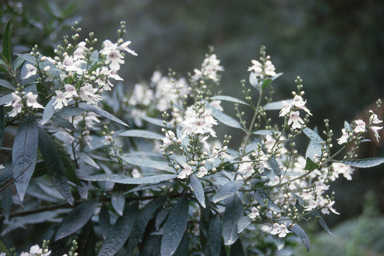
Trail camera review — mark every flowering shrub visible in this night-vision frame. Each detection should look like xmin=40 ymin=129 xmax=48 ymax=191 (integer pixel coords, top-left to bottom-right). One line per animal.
xmin=0 ymin=19 xmax=384 ymax=256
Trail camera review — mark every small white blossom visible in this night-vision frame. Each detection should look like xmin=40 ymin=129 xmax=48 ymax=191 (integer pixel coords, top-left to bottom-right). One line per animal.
xmin=270 ymin=223 xmax=290 ymax=238
xmin=118 ymin=41 xmax=138 ymax=56
xmin=132 ymin=168 xmax=141 ymax=178
xmin=178 ymin=163 xmax=193 ymax=179
xmin=332 ymin=162 xmax=354 ymax=180
xmin=196 ymin=167 xmax=208 ymax=178
xmin=354 ymin=119 xmax=366 ymax=133
xmin=369 ymin=113 xmax=382 ymax=124
xmin=23 ymin=63 xmax=37 ymax=79
xmin=53 ymin=91 xmax=68 ymax=109
xmin=26 ymin=92 xmax=44 ymax=109
xmin=337 ymin=128 xmax=349 ymax=145
xmin=371 ymin=126 xmax=383 ymax=142
xmin=248 ymin=207 xmax=260 ymax=219
xmin=279 ymin=101 xmax=291 ymax=117
xmin=64 ymin=84 xmax=78 ymax=98
xmin=288 ymin=111 xmax=304 ymax=129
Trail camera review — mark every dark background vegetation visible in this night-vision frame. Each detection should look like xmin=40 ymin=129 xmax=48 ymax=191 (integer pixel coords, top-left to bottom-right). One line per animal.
xmin=2 ymin=0 xmax=384 ymax=242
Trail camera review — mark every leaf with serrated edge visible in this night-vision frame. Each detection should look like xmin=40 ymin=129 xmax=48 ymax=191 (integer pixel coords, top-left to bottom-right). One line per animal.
xmin=126 ymin=196 xmax=167 ymax=255
xmin=212 ymin=180 xmax=244 ymax=203
xmin=121 ymin=155 xmax=173 ymax=172
xmin=237 ymin=216 xmax=252 ymax=234
xmin=12 ymin=114 xmax=38 ymax=201
xmin=38 ymin=127 xmax=74 ymax=205
xmin=190 ymin=174 xmax=205 ymax=208
xmin=111 ymin=190 xmax=125 ymax=216
xmin=76 ymin=151 xmax=99 ymax=169
xmin=41 ymin=97 xmax=57 ymax=125
xmin=99 ymin=204 xmax=111 ymax=240
xmin=160 ymin=194 xmax=189 ymax=256
xmin=210 ymin=95 xmax=250 ymax=107
xmin=78 ymin=103 xmax=128 ymax=127
xmin=79 ymin=174 xmax=177 ymax=184
xmin=1 ymin=186 xmax=12 ymax=221
xmin=98 ymin=203 xmax=139 ymax=256
xmin=208 ymin=215 xmax=222 ymax=256
xmin=206 ymin=102 xmax=244 ymax=130
xmin=173 ymin=231 xmax=189 ymax=256
xmin=222 ymin=195 xmax=244 ymax=245
xmin=119 ymin=130 xmax=163 ymax=140
xmin=0 ymin=79 xmax=16 ymax=91
xmin=342 ymin=157 xmax=384 ymax=168
xmin=291 ymin=224 xmax=310 ymax=252
xmin=55 ymin=200 xmax=98 ymax=240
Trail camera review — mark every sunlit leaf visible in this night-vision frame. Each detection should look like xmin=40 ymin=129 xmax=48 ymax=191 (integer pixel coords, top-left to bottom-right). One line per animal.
xmin=111 ymin=190 xmax=125 ymax=216
xmin=264 ymin=100 xmax=293 ymax=110
xmin=342 ymin=157 xmax=384 ymax=168
xmin=190 ymin=174 xmax=205 ymax=208
xmin=76 ymin=151 xmax=99 ymax=169
xmin=41 ymin=97 xmax=57 ymax=125
xmin=273 ymin=235 xmax=285 ymax=250
xmin=210 ymin=95 xmax=251 ymax=107
xmin=206 ymin=102 xmax=244 ymax=130
xmin=119 ymin=129 xmax=163 ymax=140
xmin=79 ymin=174 xmax=178 ymax=185
xmin=237 ymin=216 xmax=252 ymax=234
xmin=120 ymin=155 xmax=174 ymax=172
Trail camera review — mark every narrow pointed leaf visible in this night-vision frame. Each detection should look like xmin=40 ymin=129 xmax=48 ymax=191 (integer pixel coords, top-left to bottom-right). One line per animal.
xmin=230 ymin=239 xmax=244 ymax=256
xmin=111 ymin=190 xmax=125 ymax=216
xmin=119 ymin=130 xmax=163 ymax=140
xmin=264 ymin=100 xmax=293 ymax=110
xmin=140 ymin=235 xmax=161 ymax=256
xmin=78 ymin=103 xmax=128 ymax=127
xmin=190 ymin=174 xmax=205 ymax=208
xmin=99 ymin=204 xmax=111 ymax=240
xmin=55 ymin=106 xmax=86 ymax=117
xmin=291 ymin=224 xmax=310 ymax=252
xmin=304 ymin=157 xmax=319 ymax=171
xmin=161 ymin=194 xmax=189 ymax=256
xmin=273 ymin=235 xmax=285 ymax=250
xmin=0 ymin=79 xmax=16 ymax=91
xmin=261 ymin=78 xmax=272 ymax=91
xmin=0 ymin=94 xmax=13 ymax=106
xmin=156 ymin=207 xmax=170 ymax=231
xmin=0 ymin=106 xmax=4 ymax=147
xmin=206 ymin=102 xmax=244 ymax=130
xmin=342 ymin=157 xmax=384 ymax=168
xmin=76 ymin=151 xmax=99 ymax=169
xmin=222 ymin=195 xmax=244 ymax=245
xmin=208 ymin=215 xmax=222 ymax=256
xmin=303 ymin=127 xmax=324 ymax=144
xmin=12 ymin=56 xmax=25 ymax=72
xmin=1 ymin=186 xmax=12 ymax=222
xmin=237 ymin=216 xmax=252 ymax=234
xmin=212 ymin=180 xmax=244 ymax=203
xmin=254 ymin=189 xmax=281 ymax=213
xmin=38 ymin=127 xmax=74 ymax=205
xmin=77 ymin=220 xmax=96 ymax=256
xmin=309 ymin=211 xmax=333 ymax=237
xmin=12 ymin=114 xmax=38 ymax=201
xmin=126 ymin=196 xmax=167 ymax=255
xmin=0 ymin=240 xmax=11 ymax=256
xmin=173 ymin=231 xmax=189 ymax=256
xmin=2 ymin=20 xmax=12 ymax=63
xmin=80 ymin=174 xmax=177 ymax=185
xmin=268 ymin=157 xmax=281 ymax=177
xmin=210 ymin=95 xmax=250 ymax=107
xmin=253 ymin=130 xmax=273 ymax=135
xmin=41 ymin=97 xmax=57 ymax=125
xmin=98 ymin=203 xmax=139 ymax=256
xmin=120 ymin=155 xmax=173 ymax=172
xmin=142 ymin=116 xmax=166 ymax=127
xmin=55 ymin=200 xmax=98 ymax=240
xmin=56 ymin=145 xmax=81 ymax=186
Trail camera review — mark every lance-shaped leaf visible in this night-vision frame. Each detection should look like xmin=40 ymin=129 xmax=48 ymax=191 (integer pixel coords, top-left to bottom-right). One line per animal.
xmin=99 ymin=204 xmax=111 ymax=240
xmin=55 ymin=106 xmax=86 ymax=117
xmin=261 ymin=78 xmax=272 ymax=92
xmin=2 ymin=20 xmax=12 ymax=63
xmin=303 ymin=127 xmax=325 ymax=144
xmin=273 ymin=235 xmax=285 ymax=250
xmin=140 ymin=235 xmax=161 ymax=256
xmin=309 ymin=211 xmax=333 ymax=237
xmin=1 ymin=186 xmax=12 ymax=221
xmin=126 ymin=196 xmax=167 ymax=254
xmin=156 ymin=207 xmax=170 ymax=231
xmin=212 ymin=180 xmax=244 ymax=203
xmin=0 ymin=106 xmax=4 ymax=147
xmin=121 ymin=155 xmax=174 ymax=172
xmin=111 ymin=190 xmax=125 ymax=216
xmin=80 ymin=174 xmax=177 ymax=185
xmin=342 ymin=157 xmax=384 ymax=168
xmin=12 ymin=56 xmax=25 ymax=72
xmin=76 ymin=151 xmax=99 ymax=169
xmin=268 ymin=157 xmax=281 ymax=177
xmin=208 ymin=215 xmax=222 ymax=256
xmin=222 ymin=195 xmax=244 ymax=245
xmin=0 ymin=94 xmax=13 ymax=106
xmin=119 ymin=130 xmax=163 ymax=140
xmin=190 ymin=174 xmax=205 ymax=208
xmin=77 ymin=220 xmax=96 ymax=256
xmin=41 ymin=97 xmax=57 ymax=125
xmin=304 ymin=157 xmax=319 ymax=171
xmin=264 ymin=100 xmax=293 ymax=110
xmin=98 ymin=203 xmax=139 ymax=256
xmin=249 ymin=72 xmax=261 ymax=92
xmin=237 ymin=216 xmax=252 ymax=234
xmin=55 ymin=200 xmax=98 ymax=240
xmin=0 ymin=79 xmax=16 ymax=91
xmin=206 ymin=102 xmax=244 ymax=130
xmin=0 ymin=240 xmax=11 ymax=256
xmin=56 ymin=145 xmax=81 ymax=186
xmin=305 ymin=127 xmax=322 ymax=161
xmin=78 ymin=103 xmax=128 ymax=127
xmin=173 ymin=231 xmax=189 ymax=256
xmin=142 ymin=116 xmax=166 ymax=127
xmin=51 ymin=117 xmax=76 ymax=131
xmin=230 ymin=238 xmax=244 ymax=256
xmin=12 ymin=114 xmax=38 ymax=201
xmin=253 ymin=130 xmax=273 ymax=136
xmin=161 ymin=194 xmax=189 ymax=256
xmin=38 ymin=127 xmax=74 ymax=205
xmin=210 ymin=95 xmax=251 ymax=107
xmin=254 ymin=189 xmax=281 ymax=213
xmin=291 ymin=224 xmax=310 ymax=252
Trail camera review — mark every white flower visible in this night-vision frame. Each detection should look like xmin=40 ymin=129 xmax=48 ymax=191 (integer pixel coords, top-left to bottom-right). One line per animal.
xmin=248 ymin=60 xmax=262 ymax=75
xmin=5 ymin=92 xmax=23 ymax=117
xmin=354 ymin=119 xmax=366 ymax=133
xmin=132 ymin=168 xmax=141 ymax=178
xmin=288 ymin=111 xmax=304 ymax=129
xmin=332 ymin=162 xmax=354 ymax=180
xmin=304 ymin=198 xmax=318 ymax=212
xmin=0 ymin=252 xmax=5 ymax=256
xmin=23 ymin=63 xmax=37 ymax=79
xmin=337 ymin=128 xmax=349 ymax=145
xmin=161 ymin=131 xmax=175 ymax=150
xmin=210 ymin=100 xmax=223 ymax=111
xmin=118 ymin=41 xmax=138 ymax=56
xmin=279 ymin=101 xmax=291 ymax=117
xmin=79 ymin=83 xmax=102 ymax=104
xmin=369 ymin=113 xmax=382 ymax=124
xmin=315 ymin=180 xmax=329 ymax=194
xmin=264 ymin=60 xmax=276 ymax=77
xmin=26 ymin=92 xmax=44 ymax=109
xmin=105 ymin=49 xmax=124 ymax=71
xmin=270 ymin=223 xmax=290 ymax=238
xmin=73 ymin=41 xmax=87 ymax=60
xmin=196 ymin=167 xmax=208 ymax=178
xmin=53 ymin=91 xmax=68 ymax=109
xmin=238 ymin=156 xmax=254 ymax=179
xmin=84 ymin=112 xmax=100 ymax=129
xmin=64 ymin=84 xmax=78 ymax=98
xmin=178 ymin=163 xmax=193 ymax=179
xmin=292 ymin=95 xmax=312 ymax=115
xmin=371 ymin=126 xmax=383 ymax=142
xmin=319 ymin=198 xmax=339 ymax=215
xmin=248 ymin=207 xmax=260 ymax=219
xmin=60 ymin=56 xmax=85 ymax=74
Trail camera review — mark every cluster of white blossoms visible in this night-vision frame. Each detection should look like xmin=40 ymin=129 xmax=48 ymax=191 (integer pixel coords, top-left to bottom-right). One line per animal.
xmin=5 ymin=91 xmax=44 ymax=117
xmin=279 ymin=93 xmax=312 ymax=129
xmin=181 ymin=105 xmax=218 ymax=138
xmin=248 ymin=57 xmax=277 ymax=79
xmin=191 ymin=54 xmax=224 ymax=83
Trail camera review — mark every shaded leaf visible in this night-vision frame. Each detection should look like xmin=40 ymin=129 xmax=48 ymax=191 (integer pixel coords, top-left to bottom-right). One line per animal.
xmin=206 ymin=102 xmax=244 ymax=130
xmin=121 ymin=155 xmax=174 ymax=172
xmin=237 ymin=216 xmax=252 ymax=234
xmin=0 ymin=79 xmax=16 ymax=91
xmin=55 ymin=106 xmax=86 ymax=117
xmin=99 ymin=204 xmax=111 ymax=240
xmin=98 ymin=203 xmax=139 ymax=256
xmin=12 ymin=56 xmax=25 ymax=72
xmin=222 ymin=195 xmax=244 ymax=245
xmin=41 ymin=97 xmax=57 ymax=125
xmin=212 ymin=180 xmax=244 ymax=203
xmin=80 ymin=174 xmax=177 ymax=185
xmin=254 ymin=189 xmax=281 ymax=213
xmin=55 ymin=200 xmax=98 ymax=240
xmin=309 ymin=211 xmax=333 ymax=237
xmin=111 ymin=190 xmax=125 ymax=216
xmin=161 ymin=194 xmax=189 ymax=256
xmin=12 ymin=114 xmax=38 ymax=201
xmin=77 ymin=220 xmax=96 ymax=256
xmin=0 ymin=94 xmax=13 ymax=106
xmin=78 ymin=103 xmax=128 ymax=127
xmin=2 ymin=20 xmax=12 ymax=63
xmin=273 ymin=235 xmax=285 ymax=250
xmin=76 ymin=151 xmax=99 ymax=169
xmin=156 ymin=207 xmax=170 ymax=231
xmin=304 ymin=157 xmax=319 ymax=171
xmin=56 ymin=146 xmax=81 ymax=186
xmin=0 ymin=240 xmax=11 ymax=256
xmin=291 ymin=224 xmax=310 ymax=252
xmin=38 ymin=127 xmax=74 ymax=205
xmin=1 ymin=186 xmax=12 ymax=222
xmin=140 ymin=235 xmax=161 ymax=256
xmin=119 ymin=130 xmax=163 ymax=140
xmin=0 ymin=106 xmax=4 ymax=147
xmin=208 ymin=215 xmax=222 ymax=256
xmin=210 ymin=95 xmax=250 ymax=107
xmin=190 ymin=174 xmax=205 ymax=208
xmin=230 ymin=238 xmax=244 ymax=256
xmin=173 ymin=231 xmax=189 ymax=256
xmin=268 ymin=157 xmax=281 ymax=177
xmin=342 ymin=157 xmax=384 ymax=168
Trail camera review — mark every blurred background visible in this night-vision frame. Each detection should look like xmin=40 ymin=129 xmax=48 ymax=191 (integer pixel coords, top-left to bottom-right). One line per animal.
xmin=2 ymin=0 xmax=384 ymax=254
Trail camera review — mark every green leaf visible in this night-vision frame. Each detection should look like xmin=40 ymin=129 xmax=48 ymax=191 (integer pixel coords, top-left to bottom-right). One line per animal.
xmin=126 ymin=196 xmax=167 ymax=255
xmin=55 ymin=200 xmax=98 ymax=240
xmin=0 ymin=106 xmax=4 ymax=147
xmin=161 ymin=194 xmax=189 ymax=256
xmin=1 ymin=186 xmax=12 ymax=221
xmin=237 ymin=216 xmax=252 ymax=234
xmin=304 ymin=157 xmax=319 ymax=171
xmin=76 ymin=151 xmax=99 ymax=169
xmin=55 ymin=107 xmax=86 ymax=117
xmin=291 ymin=224 xmax=310 ymax=252
xmin=254 ymin=189 xmax=281 ymax=213
xmin=190 ymin=174 xmax=205 ymax=208
xmin=0 ymin=240 xmax=11 ymax=256
xmin=120 ymin=155 xmax=174 ymax=172
xmin=261 ymin=78 xmax=272 ymax=92
xmin=119 ymin=129 xmax=163 ymax=140
xmin=273 ymin=235 xmax=285 ymax=250
xmin=206 ymin=102 xmax=244 ymax=130
xmin=212 ymin=180 xmax=244 ymax=203
xmin=80 ymin=174 xmax=178 ymax=185
xmin=111 ymin=190 xmax=125 ymax=216
xmin=78 ymin=103 xmax=129 ymax=127
xmin=12 ymin=56 xmax=25 ymax=72
xmin=0 ymin=94 xmax=13 ymax=106
xmin=38 ymin=127 xmax=74 ymax=205
xmin=77 ymin=220 xmax=96 ymax=256
xmin=56 ymin=146 xmax=81 ymax=186
xmin=342 ymin=157 xmax=384 ymax=168
xmin=210 ymin=95 xmax=250 ymax=107
xmin=222 ymin=195 xmax=244 ymax=245
xmin=12 ymin=114 xmax=38 ymax=201
xmin=0 ymin=79 xmax=16 ymax=91
xmin=2 ymin=20 xmax=12 ymax=64
xmin=41 ymin=97 xmax=57 ymax=125
xmin=264 ymin=100 xmax=293 ymax=110
xmin=99 ymin=204 xmax=110 ymax=240
xmin=230 ymin=238 xmax=244 ymax=256
xmin=208 ymin=215 xmax=222 ymax=256
xmin=173 ymin=231 xmax=189 ymax=256
xmin=98 ymin=203 xmax=139 ymax=256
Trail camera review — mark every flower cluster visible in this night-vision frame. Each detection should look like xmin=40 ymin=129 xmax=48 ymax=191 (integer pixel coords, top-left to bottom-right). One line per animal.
xmin=192 ymin=53 xmax=224 ymax=83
